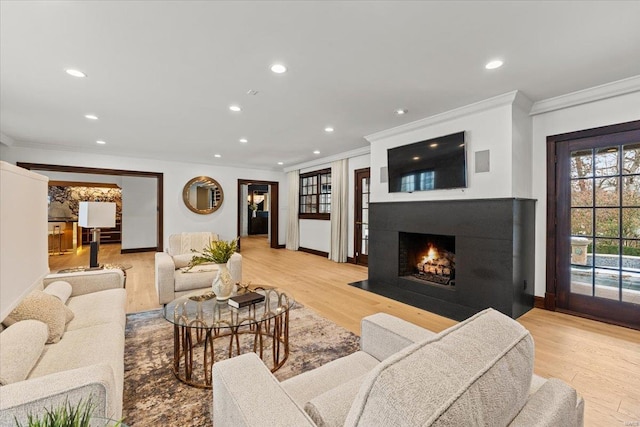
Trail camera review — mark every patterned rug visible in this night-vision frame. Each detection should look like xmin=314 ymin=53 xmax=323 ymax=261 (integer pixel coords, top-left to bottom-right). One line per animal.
xmin=122 ymin=306 xmax=360 ymax=426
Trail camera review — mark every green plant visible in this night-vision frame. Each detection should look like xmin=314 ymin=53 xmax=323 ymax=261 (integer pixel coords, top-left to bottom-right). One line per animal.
xmin=187 ymin=238 xmax=239 ymax=269
xmin=15 ymin=397 xmax=122 ymax=427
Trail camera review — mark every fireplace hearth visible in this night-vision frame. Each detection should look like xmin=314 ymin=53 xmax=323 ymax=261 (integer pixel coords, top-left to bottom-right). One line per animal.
xmin=399 ymin=232 xmax=455 ymax=286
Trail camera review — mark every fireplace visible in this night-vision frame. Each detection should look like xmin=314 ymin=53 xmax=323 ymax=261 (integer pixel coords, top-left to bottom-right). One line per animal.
xmin=350 ymin=199 xmax=536 ymax=321
xmin=399 ymin=232 xmax=455 ymax=286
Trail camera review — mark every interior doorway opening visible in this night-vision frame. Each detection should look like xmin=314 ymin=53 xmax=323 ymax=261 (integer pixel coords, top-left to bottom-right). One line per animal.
xmin=237 ymin=179 xmax=279 ymax=249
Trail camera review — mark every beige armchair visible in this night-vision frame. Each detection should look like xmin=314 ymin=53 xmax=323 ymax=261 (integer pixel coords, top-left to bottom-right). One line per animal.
xmin=155 ymin=232 xmax=242 ymax=305
xmin=213 ymin=309 xmax=584 ymax=427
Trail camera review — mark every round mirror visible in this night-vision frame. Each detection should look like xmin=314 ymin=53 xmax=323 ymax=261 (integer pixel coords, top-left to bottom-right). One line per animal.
xmin=183 ymin=176 xmax=224 ymax=214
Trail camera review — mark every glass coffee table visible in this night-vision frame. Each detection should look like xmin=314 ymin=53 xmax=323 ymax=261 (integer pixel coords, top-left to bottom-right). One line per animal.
xmin=163 ymin=287 xmax=294 ymax=388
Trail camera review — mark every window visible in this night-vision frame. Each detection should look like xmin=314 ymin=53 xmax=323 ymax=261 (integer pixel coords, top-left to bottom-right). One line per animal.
xmin=299 ymin=168 xmax=331 ymax=219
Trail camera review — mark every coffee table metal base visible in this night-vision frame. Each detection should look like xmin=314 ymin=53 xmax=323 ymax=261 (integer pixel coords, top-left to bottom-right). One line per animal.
xmin=171 ymin=311 xmax=290 ymax=389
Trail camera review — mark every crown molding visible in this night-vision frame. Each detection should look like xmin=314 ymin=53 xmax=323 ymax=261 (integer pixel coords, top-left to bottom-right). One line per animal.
xmin=284 ymin=145 xmax=370 ymax=173
xmin=0 ymin=132 xmax=16 ymax=146
xmin=530 ymin=75 xmax=640 ymax=116
xmin=365 ymin=91 xmax=520 ymax=143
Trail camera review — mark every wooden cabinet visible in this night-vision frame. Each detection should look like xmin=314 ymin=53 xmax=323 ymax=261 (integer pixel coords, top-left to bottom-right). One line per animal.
xmin=81 ymin=220 xmax=121 ymax=244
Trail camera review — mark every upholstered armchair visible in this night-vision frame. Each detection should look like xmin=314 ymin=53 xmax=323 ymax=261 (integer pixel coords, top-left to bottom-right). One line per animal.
xmin=155 ymin=232 xmax=242 ymax=305
xmin=213 ymin=309 xmax=584 ymax=427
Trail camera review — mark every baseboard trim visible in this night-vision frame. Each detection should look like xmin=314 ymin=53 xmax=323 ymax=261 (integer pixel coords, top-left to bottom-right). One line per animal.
xmin=347 ymin=256 xmax=355 ymax=264
xmin=299 ymin=247 xmax=329 ymax=258
xmin=276 ymin=244 xmax=285 ymax=249
xmin=121 ymin=247 xmax=158 ymax=254
xmin=534 ymin=296 xmax=545 ymax=309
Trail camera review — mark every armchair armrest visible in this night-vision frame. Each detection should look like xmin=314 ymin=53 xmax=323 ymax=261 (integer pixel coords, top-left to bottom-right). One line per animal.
xmin=360 ymin=313 xmax=437 ymax=361
xmin=213 ymin=352 xmax=315 ymax=427
xmin=44 ymin=269 xmax=125 ymax=297
xmin=228 ymin=252 xmax=242 ymax=284
xmin=509 ymin=378 xmax=583 ymax=427
xmin=0 ymin=364 xmax=119 ymax=425
xmin=155 ymin=251 xmax=177 ymax=305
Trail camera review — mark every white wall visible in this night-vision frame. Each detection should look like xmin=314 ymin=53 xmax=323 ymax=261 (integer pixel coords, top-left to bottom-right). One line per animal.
xmin=121 ymin=176 xmax=157 ymax=250
xmin=0 ymin=146 xmax=288 ymax=249
xmin=531 ymin=90 xmax=640 ymax=298
xmin=367 ymin=93 xmax=519 ymax=203
xmin=0 ymin=162 xmax=49 ymax=321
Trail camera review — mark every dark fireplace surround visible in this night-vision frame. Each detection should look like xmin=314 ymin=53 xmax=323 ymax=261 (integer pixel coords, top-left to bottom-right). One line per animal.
xmin=357 ymin=198 xmax=535 ymax=321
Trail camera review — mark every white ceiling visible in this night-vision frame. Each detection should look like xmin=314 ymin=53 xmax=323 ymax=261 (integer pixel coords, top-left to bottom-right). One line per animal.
xmin=1 ymin=1 xmax=640 ymax=171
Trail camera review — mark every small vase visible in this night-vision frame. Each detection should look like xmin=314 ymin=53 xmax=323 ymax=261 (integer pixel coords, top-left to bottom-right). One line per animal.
xmin=212 ymin=262 xmax=233 ymax=300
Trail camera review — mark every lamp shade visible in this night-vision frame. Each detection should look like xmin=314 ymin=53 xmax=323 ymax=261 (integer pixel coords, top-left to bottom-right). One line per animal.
xmin=78 ymin=202 xmax=116 ymax=228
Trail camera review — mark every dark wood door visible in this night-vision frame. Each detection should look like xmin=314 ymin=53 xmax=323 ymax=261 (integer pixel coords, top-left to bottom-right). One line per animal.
xmin=549 ymin=122 xmax=640 ymax=329
xmin=354 ymin=168 xmax=370 ymax=266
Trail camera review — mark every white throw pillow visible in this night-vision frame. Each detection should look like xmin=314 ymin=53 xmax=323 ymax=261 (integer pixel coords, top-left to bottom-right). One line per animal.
xmin=173 ymin=252 xmax=203 ymax=269
xmin=6 ymin=290 xmax=68 ymax=343
xmin=0 ymin=319 xmax=48 ymax=385
xmin=43 ymin=281 xmax=75 ymax=323
xmin=43 ymin=280 xmax=72 ymax=304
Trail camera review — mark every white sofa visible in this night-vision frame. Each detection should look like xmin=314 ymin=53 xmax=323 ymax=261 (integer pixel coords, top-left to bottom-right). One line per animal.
xmin=155 ymin=232 xmax=242 ymax=304
xmin=0 ymin=269 xmax=127 ymax=424
xmin=213 ymin=308 xmax=584 ymax=427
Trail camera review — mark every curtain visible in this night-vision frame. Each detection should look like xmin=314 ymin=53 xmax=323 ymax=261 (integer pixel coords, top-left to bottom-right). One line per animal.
xmin=286 ymin=170 xmax=300 ymax=250
xmin=329 ymin=159 xmax=349 ymax=262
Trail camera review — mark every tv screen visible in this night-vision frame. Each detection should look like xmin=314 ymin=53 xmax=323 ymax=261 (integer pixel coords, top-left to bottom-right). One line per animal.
xmin=387 ymin=131 xmax=466 ymax=193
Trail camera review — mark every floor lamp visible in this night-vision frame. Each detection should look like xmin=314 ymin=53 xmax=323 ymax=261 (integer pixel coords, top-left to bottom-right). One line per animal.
xmin=79 ymin=202 xmax=116 ymax=268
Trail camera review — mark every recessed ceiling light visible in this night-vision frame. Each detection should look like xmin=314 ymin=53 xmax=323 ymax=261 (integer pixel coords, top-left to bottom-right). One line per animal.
xmin=395 ymin=109 xmax=408 ymax=115
xmin=270 ymin=63 xmax=287 ymax=74
xmin=277 ymin=162 xmax=284 ymax=165
xmin=84 ymin=114 xmax=98 ymax=120
xmin=413 ymin=156 xmax=420 ymax=160
xmin=229 ymin=105 xmax=242 ymax=112
xmin=430 ymin=143 xmax=438 ymax=148
xmin=214 ymin=154 xmax=222 ymax=158
xmin=313 ymin=150 xmax=320 ymax=155
xmin=96 ymin=140 xmax=106 ymax=145
xmin=239 ymin=138 xmax=248 ymax=143
xmin=485 ymin=60 xmax=503 ymax=70
xmin=324 ymin=127 xmax=334 ymax=133
xmin=65 ymin=69 xmax=86 ymax=78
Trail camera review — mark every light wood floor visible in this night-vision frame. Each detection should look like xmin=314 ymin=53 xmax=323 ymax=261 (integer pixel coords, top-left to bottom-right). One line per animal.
xmin=49 ymin=236 xmax=640 ymax=426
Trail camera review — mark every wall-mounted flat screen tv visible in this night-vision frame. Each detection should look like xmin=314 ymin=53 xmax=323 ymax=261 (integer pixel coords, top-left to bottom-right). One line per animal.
xmin=387 ymin=131 xmax=466 ymax=193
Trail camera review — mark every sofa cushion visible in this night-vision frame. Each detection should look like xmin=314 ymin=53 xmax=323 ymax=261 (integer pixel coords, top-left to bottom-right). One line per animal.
xmin=43 ymin=281 xmax=72 ymax=304
xmin=28 ymin=322 xmax=125 ymax=402
xmin=304 ymin=375 xmax=368 ymax=427
xmin=0 ymin=320 xmax=48 ymax=385
xmin=6 ymin=290 xmax=68 ymax=343
xmin=281 ymin=350 xmax=379 ymax=409
xmin=345 ymin=308 xmax=534 ymax=427
xmin=66 ymin=289 xmax=127 ymax=331
xmin=174 ymin=266 xmax=218 ymax=292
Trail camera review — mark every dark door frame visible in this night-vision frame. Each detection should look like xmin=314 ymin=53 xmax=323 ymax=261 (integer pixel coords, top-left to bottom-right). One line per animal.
xmin=17 ymin=162 xmax=164 ymax=252
xmin=237 ymin=179 xmax=280 ymax=249
xmin=545 ymin=119 xmax=640 ymax=329
xmin=354 ymin=167 xmax=370 ymax=266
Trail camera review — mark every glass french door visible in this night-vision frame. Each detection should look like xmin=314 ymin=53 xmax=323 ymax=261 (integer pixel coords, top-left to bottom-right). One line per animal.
xmin=354 ymin=168 xmax=370 ymax=266
xmin=555 ymin=128 xmax=640 ymax=328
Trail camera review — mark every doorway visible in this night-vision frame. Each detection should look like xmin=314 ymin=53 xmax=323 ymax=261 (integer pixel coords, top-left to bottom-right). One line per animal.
xmin=17 ymin=162 xmax=163 ymax=252
xmin=354 ymin=168 xmax=370 ymax=266
xmin=547 ymin=121 xmax=640 ymax=329
xmin=237 ymin=179 xmax=279 ymax=249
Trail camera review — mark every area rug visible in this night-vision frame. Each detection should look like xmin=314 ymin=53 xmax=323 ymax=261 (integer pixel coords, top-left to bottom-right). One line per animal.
xmin=122 ymin=306 xmax=360 ymax=426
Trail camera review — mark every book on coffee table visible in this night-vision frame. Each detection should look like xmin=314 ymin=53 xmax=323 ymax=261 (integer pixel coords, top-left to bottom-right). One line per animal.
xmin=228 ymin=291 xmax=265 ymax=308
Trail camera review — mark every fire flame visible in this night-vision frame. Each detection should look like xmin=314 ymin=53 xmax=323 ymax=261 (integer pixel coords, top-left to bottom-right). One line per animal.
xmin=423 ymin=245 xmax=438 ymax=263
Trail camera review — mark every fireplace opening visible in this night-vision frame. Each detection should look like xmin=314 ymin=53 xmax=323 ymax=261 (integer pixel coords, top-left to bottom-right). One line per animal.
xmin=399 ymin=232 xmax=456 ymax=286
